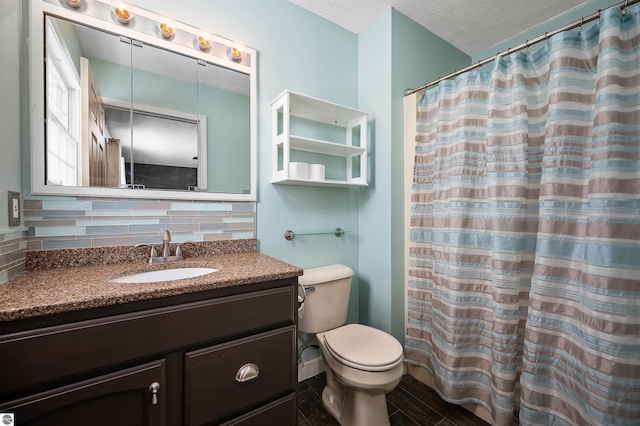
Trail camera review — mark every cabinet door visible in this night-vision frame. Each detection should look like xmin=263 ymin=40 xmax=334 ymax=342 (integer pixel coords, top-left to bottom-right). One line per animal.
xmin=184 ymin=326 xmax=296 ymax=425
xmin=0 ymin=359 xmax=166 ymax=426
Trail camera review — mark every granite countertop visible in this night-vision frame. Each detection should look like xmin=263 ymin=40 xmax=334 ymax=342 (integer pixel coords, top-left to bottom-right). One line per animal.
xmin=0 ymin=251 xmax=303 ymax=323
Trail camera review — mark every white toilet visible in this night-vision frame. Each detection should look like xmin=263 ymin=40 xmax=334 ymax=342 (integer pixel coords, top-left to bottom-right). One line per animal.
xmin=298 ymin=264 xmax=404 ymax=426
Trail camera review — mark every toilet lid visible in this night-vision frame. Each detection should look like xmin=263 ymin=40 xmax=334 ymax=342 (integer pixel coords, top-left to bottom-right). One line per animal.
xmin=324 ymin=324 xmax=403 ymax=371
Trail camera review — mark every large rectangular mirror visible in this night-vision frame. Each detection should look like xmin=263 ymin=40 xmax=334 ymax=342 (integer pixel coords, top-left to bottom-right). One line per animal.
xmin=31 ymin=0 xmax=256 ymax=201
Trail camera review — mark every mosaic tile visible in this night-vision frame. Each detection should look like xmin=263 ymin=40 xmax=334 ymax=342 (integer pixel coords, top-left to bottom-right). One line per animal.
xmin=42 ymin=239 xmax=93 ymax=250
xmin=85 ymin=210 xmax=132 ymax=217
xmin=232 ymin=203 xmax=255 ymax=211
xmin=0 ymin=231 xmax=27 ymax=284
xmin=23 ymin=196 xmax=255 ymax=252
xmin=126 ymin=210 xmax=168 ymax=217
xmin=134 ymin=202 xmax=172 ymax=210
xmin=92 ymin=201 xmax=136 ymax=210
xmin=42 ymin=200 xmax=92 ymax=210
xmin=199 ymin=223 xmax=230 ymax=231
xmin=170 ymin=202 xmax=207 ymax=211
xmin=35 ymin=226 xmax=87 ymax=237
xmin=86 ymin=225 xmax=130 ymax=235
xmin=91 ymin=237 xmax=136 ymax=247
xmin=129 ymin=224 xmax=168 ymax=233
xmin=224 ymin=217 xmax=254 ymax=223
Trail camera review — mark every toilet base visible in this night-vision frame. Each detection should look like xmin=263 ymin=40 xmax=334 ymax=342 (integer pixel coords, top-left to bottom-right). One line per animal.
xmin=322 ymin=385 xmax=391 ymax=426
xmin=321 ymin=363 xmax=391 ymax=426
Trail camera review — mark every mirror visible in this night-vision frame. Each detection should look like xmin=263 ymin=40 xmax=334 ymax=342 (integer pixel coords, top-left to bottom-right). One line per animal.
xmin=31 ymin=1 xmax=256 ymax=201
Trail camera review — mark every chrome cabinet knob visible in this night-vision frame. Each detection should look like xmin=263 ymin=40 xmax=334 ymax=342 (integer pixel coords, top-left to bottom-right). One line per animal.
xmin=149 ymin=381 xmax=160 ymax=405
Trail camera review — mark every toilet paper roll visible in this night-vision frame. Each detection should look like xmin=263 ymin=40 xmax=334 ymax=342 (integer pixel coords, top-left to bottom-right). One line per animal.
xmin=309 ymin=164 xmax=325 ymax=181
xmin=289 ymin=162 xmax=309 ymax=179
xmin=298 ymin=284 xmax=306 ymax=319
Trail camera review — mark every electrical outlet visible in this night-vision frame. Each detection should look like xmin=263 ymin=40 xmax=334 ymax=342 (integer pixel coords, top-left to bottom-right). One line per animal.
xmin=8 ymin=191 xmax=20 ymax=226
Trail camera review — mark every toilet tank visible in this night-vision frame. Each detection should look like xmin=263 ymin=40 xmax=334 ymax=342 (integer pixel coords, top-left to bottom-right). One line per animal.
xmin=298 ymin=264 xmax=354 ymax=334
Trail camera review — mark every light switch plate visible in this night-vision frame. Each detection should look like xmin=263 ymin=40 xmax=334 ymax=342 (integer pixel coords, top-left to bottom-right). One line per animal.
xmin=8 ymin=191 xmax=20 ymax=226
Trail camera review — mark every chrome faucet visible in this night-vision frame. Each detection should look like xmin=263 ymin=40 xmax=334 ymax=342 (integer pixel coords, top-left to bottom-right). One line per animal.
xmin=162 ymin=230 xmax=171 ymax=258
xmin=135 ymin=230 xmax=184 ymax=264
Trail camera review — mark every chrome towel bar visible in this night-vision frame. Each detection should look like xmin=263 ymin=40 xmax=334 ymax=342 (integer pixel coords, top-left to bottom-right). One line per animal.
xmin=284 ymin=228 xmax=347 ymax=240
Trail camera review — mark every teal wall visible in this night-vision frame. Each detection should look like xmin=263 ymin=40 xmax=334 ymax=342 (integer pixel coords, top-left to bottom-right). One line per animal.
xmin=358 ymin=8 xmax=470 ymax=344
xmin=132 ymin=0 xmax=362 ymax=338
xmin=0 ymin=0 xmax=23 ymax=232
xmin=358 ymin=9 xmax=394 ymax=335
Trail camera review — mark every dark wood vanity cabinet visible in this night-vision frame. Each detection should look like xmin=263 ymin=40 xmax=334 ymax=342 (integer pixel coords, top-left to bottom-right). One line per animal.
xmin=0 ymin=279 xmax=298 ymax=425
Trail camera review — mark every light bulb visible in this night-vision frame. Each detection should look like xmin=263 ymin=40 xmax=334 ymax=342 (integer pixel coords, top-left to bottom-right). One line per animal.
xmin=230 ymin=40 xmax=247 ymax=61
xmin=197 ymin=30 xmax=213 ymax=50
xmin=157 ymin=15 xmax=177 ymax=39
xmin=111 ymin=0 xmax=133 ymax=24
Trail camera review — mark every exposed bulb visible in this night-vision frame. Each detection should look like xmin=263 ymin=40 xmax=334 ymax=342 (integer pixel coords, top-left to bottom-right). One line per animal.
xmin=230 ymin=40 xmax=247 ymax=61
xmin=197 ymin=29 xmax=213 ymax=50
xmin=111 ymin=0 xmax=134 ymax=24
xmin=157 ymin=15 xmax=176 ymax=38
xmin=65 ymin=0 xmax=81 ymax=9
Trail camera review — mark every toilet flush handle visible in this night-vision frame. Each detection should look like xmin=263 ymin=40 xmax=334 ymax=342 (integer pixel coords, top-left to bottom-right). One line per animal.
xmin=298 ymin=284 xmax=315 ymax=304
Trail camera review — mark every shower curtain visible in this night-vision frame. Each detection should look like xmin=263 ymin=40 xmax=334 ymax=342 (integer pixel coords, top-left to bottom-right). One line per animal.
xmin=406 ymin=4 xmax=640 ymax=426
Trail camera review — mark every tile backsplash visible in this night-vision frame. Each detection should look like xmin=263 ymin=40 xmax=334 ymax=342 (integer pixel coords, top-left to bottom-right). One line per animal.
xmin=23 ymin=197 xmax=256 ymax=251
xmin=0 ymin=229 xmax=27 ymax=284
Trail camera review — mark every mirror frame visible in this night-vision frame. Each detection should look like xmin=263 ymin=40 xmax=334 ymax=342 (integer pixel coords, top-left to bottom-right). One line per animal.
xmin=30 ymin=0 xmax=257 ymax=201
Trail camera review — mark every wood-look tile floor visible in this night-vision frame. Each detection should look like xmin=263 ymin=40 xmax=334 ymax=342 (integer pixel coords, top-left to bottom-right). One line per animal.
xmin=298 ymin=373 xmax=490 ymax=426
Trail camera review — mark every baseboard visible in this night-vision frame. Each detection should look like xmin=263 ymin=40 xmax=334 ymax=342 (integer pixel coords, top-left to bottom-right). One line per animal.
xmin=298 ymin=356 xmax=324 ymax=382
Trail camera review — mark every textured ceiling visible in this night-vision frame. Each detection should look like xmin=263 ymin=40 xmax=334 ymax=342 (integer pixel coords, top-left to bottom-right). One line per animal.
xmin=288 ymin=0 xmax=593 ymax=56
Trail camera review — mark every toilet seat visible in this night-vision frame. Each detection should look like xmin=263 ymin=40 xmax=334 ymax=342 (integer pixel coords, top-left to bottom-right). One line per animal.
xmin=323 ymin=324 xmax=403 ymax=372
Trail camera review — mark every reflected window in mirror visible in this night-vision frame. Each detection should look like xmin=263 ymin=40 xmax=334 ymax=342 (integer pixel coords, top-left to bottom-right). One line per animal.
xmin=46 ymin=18 xmax=81 ymax=187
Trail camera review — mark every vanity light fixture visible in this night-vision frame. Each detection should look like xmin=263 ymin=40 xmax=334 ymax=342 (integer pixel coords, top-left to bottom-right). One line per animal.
xmin=229 ymin=40 xmax=247 ymax=61
xmin=157 ymin=15 xmax=177 ymax=39
xmin=197 ymin=29 xmax=214 ymax=50
xmin=65 ymin=0 xmax=81 ymax=9
xmin=111 ymin=0 xmax=134 ymax=24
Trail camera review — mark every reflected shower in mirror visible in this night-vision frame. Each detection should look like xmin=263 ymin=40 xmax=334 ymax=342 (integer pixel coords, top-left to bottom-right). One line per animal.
xmin=44 ymin=14 xmax=251 ymax=194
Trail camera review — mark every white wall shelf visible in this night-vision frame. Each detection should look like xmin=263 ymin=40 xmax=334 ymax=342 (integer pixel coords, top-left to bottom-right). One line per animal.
xmin=271 ymin=90 xmax=368 ymax=187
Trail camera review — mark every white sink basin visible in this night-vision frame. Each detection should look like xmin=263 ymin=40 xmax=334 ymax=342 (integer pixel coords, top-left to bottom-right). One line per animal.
xmin=110 ymin=267 xmax=218 ymax=283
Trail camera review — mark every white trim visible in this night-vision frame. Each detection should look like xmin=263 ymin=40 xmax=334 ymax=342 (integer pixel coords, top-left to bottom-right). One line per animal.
xmin=298 ymin=356 xmax=325 ymax=382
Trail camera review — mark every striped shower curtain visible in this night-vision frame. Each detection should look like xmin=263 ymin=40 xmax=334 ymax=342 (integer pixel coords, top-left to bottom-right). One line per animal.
xmin=406 ymin=4 xmax=640 ymax=426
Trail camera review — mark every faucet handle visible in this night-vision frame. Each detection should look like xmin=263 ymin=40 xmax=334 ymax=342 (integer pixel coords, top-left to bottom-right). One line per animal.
xmin=135 ymin=243 xmax=158 ymax=262
xmin=163 ymin=230 xmax=171 ymax=242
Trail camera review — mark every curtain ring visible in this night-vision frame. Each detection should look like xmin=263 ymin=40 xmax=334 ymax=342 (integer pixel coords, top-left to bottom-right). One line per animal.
xmin=525 ymin=40 xmax=530 ymax=55
xmin=623 ymin=0 xmax=628 ymax=14
xmin=545 ymin=31 xmax=550 ymax=47
xmin=579 ymin=17 xmax=584 ymax=32
xmin=597 ymin=9 xmax=601 ymax=21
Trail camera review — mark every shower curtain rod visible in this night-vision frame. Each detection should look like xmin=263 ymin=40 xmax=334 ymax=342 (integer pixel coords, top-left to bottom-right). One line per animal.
xmin=404 ymin=0 xmax=640 ymax=96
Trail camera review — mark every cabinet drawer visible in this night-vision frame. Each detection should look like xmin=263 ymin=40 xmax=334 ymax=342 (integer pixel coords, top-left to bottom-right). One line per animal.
xmin=184 ymin=326 xmax=296 ymax=425
xmin=220 ymin=393 xmax=296 ymax=426
xmin=0 ymin=286 xmax=294 ymax=396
